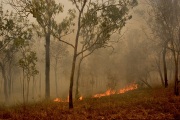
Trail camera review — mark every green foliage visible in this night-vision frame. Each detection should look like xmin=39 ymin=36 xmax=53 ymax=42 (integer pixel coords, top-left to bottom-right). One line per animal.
xmin=19 ymin=50 xmax=39 ymax=78
xmin=52 ymin=9 xmax=76 ymax=40
xmin=79 ymin=0 xmax=138 ymax=51
xmin=28 ymin=0 xmax=63 ymax=26
xmin=0 ymin=10 xmax=33 ymax=51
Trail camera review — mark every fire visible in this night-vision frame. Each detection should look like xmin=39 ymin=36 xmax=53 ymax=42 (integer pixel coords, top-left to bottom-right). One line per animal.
xmin=79 ymin=96 xmax=83 ymax=100
xmin=53 ymin=96 xmax=83 ymax=102
xmin=93 ymin=89 xmax=116 ymax=98
xmin=53 ymin=83 xmax=138 ymax=102
xmin=53 ymin=96 xmax=69 ymax=102
xmin=117 ymin=83 xmax=138 ymax=94
xmin=93 ymin=83 xmax=138 ymax=98
xmin=54 ymin=98 xmax=62 ymax=102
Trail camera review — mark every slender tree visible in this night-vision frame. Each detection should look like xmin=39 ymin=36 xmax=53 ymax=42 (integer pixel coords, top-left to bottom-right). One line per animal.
xmin=50 ymin=41 xmax=68 ymax=97
xmin=0 ymin=10 xmax=32 ymax=101
xmin=8 ymin=0 xmax=64 ymax=98
xmin=148 ymin=0 xmax=180 ymax=93
xmin=55 ymin=0 xmax=137 ymax=108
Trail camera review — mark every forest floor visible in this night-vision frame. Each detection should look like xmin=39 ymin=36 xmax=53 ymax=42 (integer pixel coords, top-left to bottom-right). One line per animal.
xmin=0 ymin=86 xmax=180 ymax=120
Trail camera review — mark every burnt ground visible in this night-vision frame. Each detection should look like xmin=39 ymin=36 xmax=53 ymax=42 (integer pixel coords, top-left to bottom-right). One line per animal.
xmin=0 ymin=86 xmax=180 ymax=120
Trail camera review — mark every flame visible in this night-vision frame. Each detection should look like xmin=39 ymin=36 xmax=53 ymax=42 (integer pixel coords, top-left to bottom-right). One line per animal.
xmin=53 ymin=96 xmax=69 ymax=102
xmin=79 ymin=96 xmax=83 ymax=100
xmin=53 ymin=83 xmax=138 ymax=102
xmin=53 ymin=95 xmax=83 ymax=102
xmin=54 ymin=98 xmax=62 ymax=102
xmin=93 ymin=89 xmax=116 ymax=98
xmin=93 ymin=83 xmax=138 ymax=98
xmin=117 ymin=83 xmax=138 ymax=94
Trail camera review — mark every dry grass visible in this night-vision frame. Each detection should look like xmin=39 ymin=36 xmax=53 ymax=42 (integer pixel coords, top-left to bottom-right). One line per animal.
xmin=0 ymin=86 xmax=180 ymax=120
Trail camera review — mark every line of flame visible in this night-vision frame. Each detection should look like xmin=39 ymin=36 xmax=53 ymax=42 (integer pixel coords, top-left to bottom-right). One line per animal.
xmin=93 ymin=83 xmax=138 ymax=98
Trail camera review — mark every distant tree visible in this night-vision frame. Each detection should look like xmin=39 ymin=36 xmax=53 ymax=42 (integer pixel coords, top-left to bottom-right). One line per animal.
xmin=50 ymin=40 xmax=68 ymax=97
xmin=19 ymin=47 xmax=38 ymax=103
xmin=124 ymin=30 xmax=153 ymax=88
xmin=7 ymin=0 xmax=72 ymax=99
xmin=106 ymin=71 xmax=118 ymax=90
xmin=0 ymin=10 xmax=32 ymax=102
xmin=148 ymin=0 xmax=180 ymax=95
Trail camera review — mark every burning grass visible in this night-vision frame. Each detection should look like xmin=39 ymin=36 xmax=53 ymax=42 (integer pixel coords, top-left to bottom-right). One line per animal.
xmin=0 ymin=86 xmax=180 ymax=119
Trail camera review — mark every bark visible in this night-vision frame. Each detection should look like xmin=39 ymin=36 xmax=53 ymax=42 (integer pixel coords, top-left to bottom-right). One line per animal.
xmin=162 ymin=47 xmax=168 ymax=88
xmin=69 ymin=55 xmax=77 ymax=108
xmin=0 ymin=64 xmax=8 ymax=101
xmin=158 ymin=67 xmax=165 ymax=86
xmin=22 ymin=69 xmax=25 ymax=105
xmin=69 ymin=0 xmax=87 ymax=109
xmin=54 ymin=59 xmax=58 ymax=97
xmin=32 ymin=76 xmax=35 ymax=99
xmin=75 ymin=44 xmax=95 ymax=100
xmin=75 ymin=58 xmax=83 ymax=100
xmin=174 ymin=53 xmax=179 ymax=96
xmin=45 ymin=31 xmax=51 ymax=99
xmin=155 ymin=58 xmax=165 ymax=86
xmin=27 ymin=78 xmax=30 ymax=103
xmin=39 ymin=72 xmax=41 ymax=96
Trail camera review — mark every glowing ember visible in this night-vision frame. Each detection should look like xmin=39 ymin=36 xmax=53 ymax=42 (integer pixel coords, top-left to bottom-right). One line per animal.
xmin=53 ymin=97 xmax=69 ymax=102
xmin=54 ymin=98 xmax=63 ymax=102
xmin=93 ymin=83 xmax=138 ymax=98
xmin=53 ymin=96 xmax=83 ymax=102
xmin=79 ymin=96 xmax=83 ymax=100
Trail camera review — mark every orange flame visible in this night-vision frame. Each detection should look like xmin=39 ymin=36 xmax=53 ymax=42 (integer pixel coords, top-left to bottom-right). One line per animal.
xmin=54 ymin=98 xmax=61 ymax=102
xmin=53 ymin=96 xmax=69 ymax=102
xmin=93 ymin=83 xmax=138 ymax=98
xmin=93 ymin=89 xmax=116 ymax=98
xmin=117 ymin=83 xmax=138 ymax=94
xmin=79 ymin=96 xmax=83 ymax=100
xmin=54 ymin=83 xmax=138 ymax=102
xmin=53 ymin=96 xmax=83 ymax=102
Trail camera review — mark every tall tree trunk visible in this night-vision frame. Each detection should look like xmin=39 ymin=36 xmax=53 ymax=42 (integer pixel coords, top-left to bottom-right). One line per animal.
xmin=69 ymin=53 xmax=77 ymax=109
xmin=54 ymin=59 xmax=58 ymax=97
xmin=32 ymin=76 xmax=35 ymax=99
xmin=69 ymin=0 xmax=86 ymax=109
xmin=75 ymin=46 xmax=95 ymax=100
xmin=1 ymin=65 xmax=8 ymax=101
xmin=75 ymin=58 xmax=83 ymax=100
xmin=162 ymin=47 xmax=168 ymax=88
xmin=22 ymin=69 xmax=25 ymax=105
xmin=69 ymin=13 xmax=81 ymax=109
xmin=45 ymin=32 xmax=50 ymax=99
xmin=156 ymin=58 xmax=165 ymax=86
xmin=39 ymin=72 xmax=41 ymax=97
xmin=174 ymin=53 xmax=179 ymax=96
xmin=27 ymin=78 xmax=30 ymax=103
xmin=0 ymin=63 xmax=8 ymax=101
xmin=8 ymin=60 xmax=12 ymax=97
xmin=158 ymin=68 xmax=165 ymax=86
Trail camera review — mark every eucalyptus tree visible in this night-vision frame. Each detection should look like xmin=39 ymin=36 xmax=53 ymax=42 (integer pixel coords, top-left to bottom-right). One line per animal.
xmin=54 ymin=0 xmax=138 ymax=108
xmin=148 ymin=0 xmax=180 ymax=95
xmin=0 ymin=10 xmax=33 ymax=101
xmin=7 ymin=0 xmax=72 ymax=99
xmin=19 ymin=47 xmax=38 ymax=103
xmin=50 ymin=41 xmax=68 ymax=97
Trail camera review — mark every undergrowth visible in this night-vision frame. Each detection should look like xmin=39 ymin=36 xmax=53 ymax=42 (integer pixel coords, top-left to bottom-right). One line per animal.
xmin=0 ymin=86 xmax=180 ymax=119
